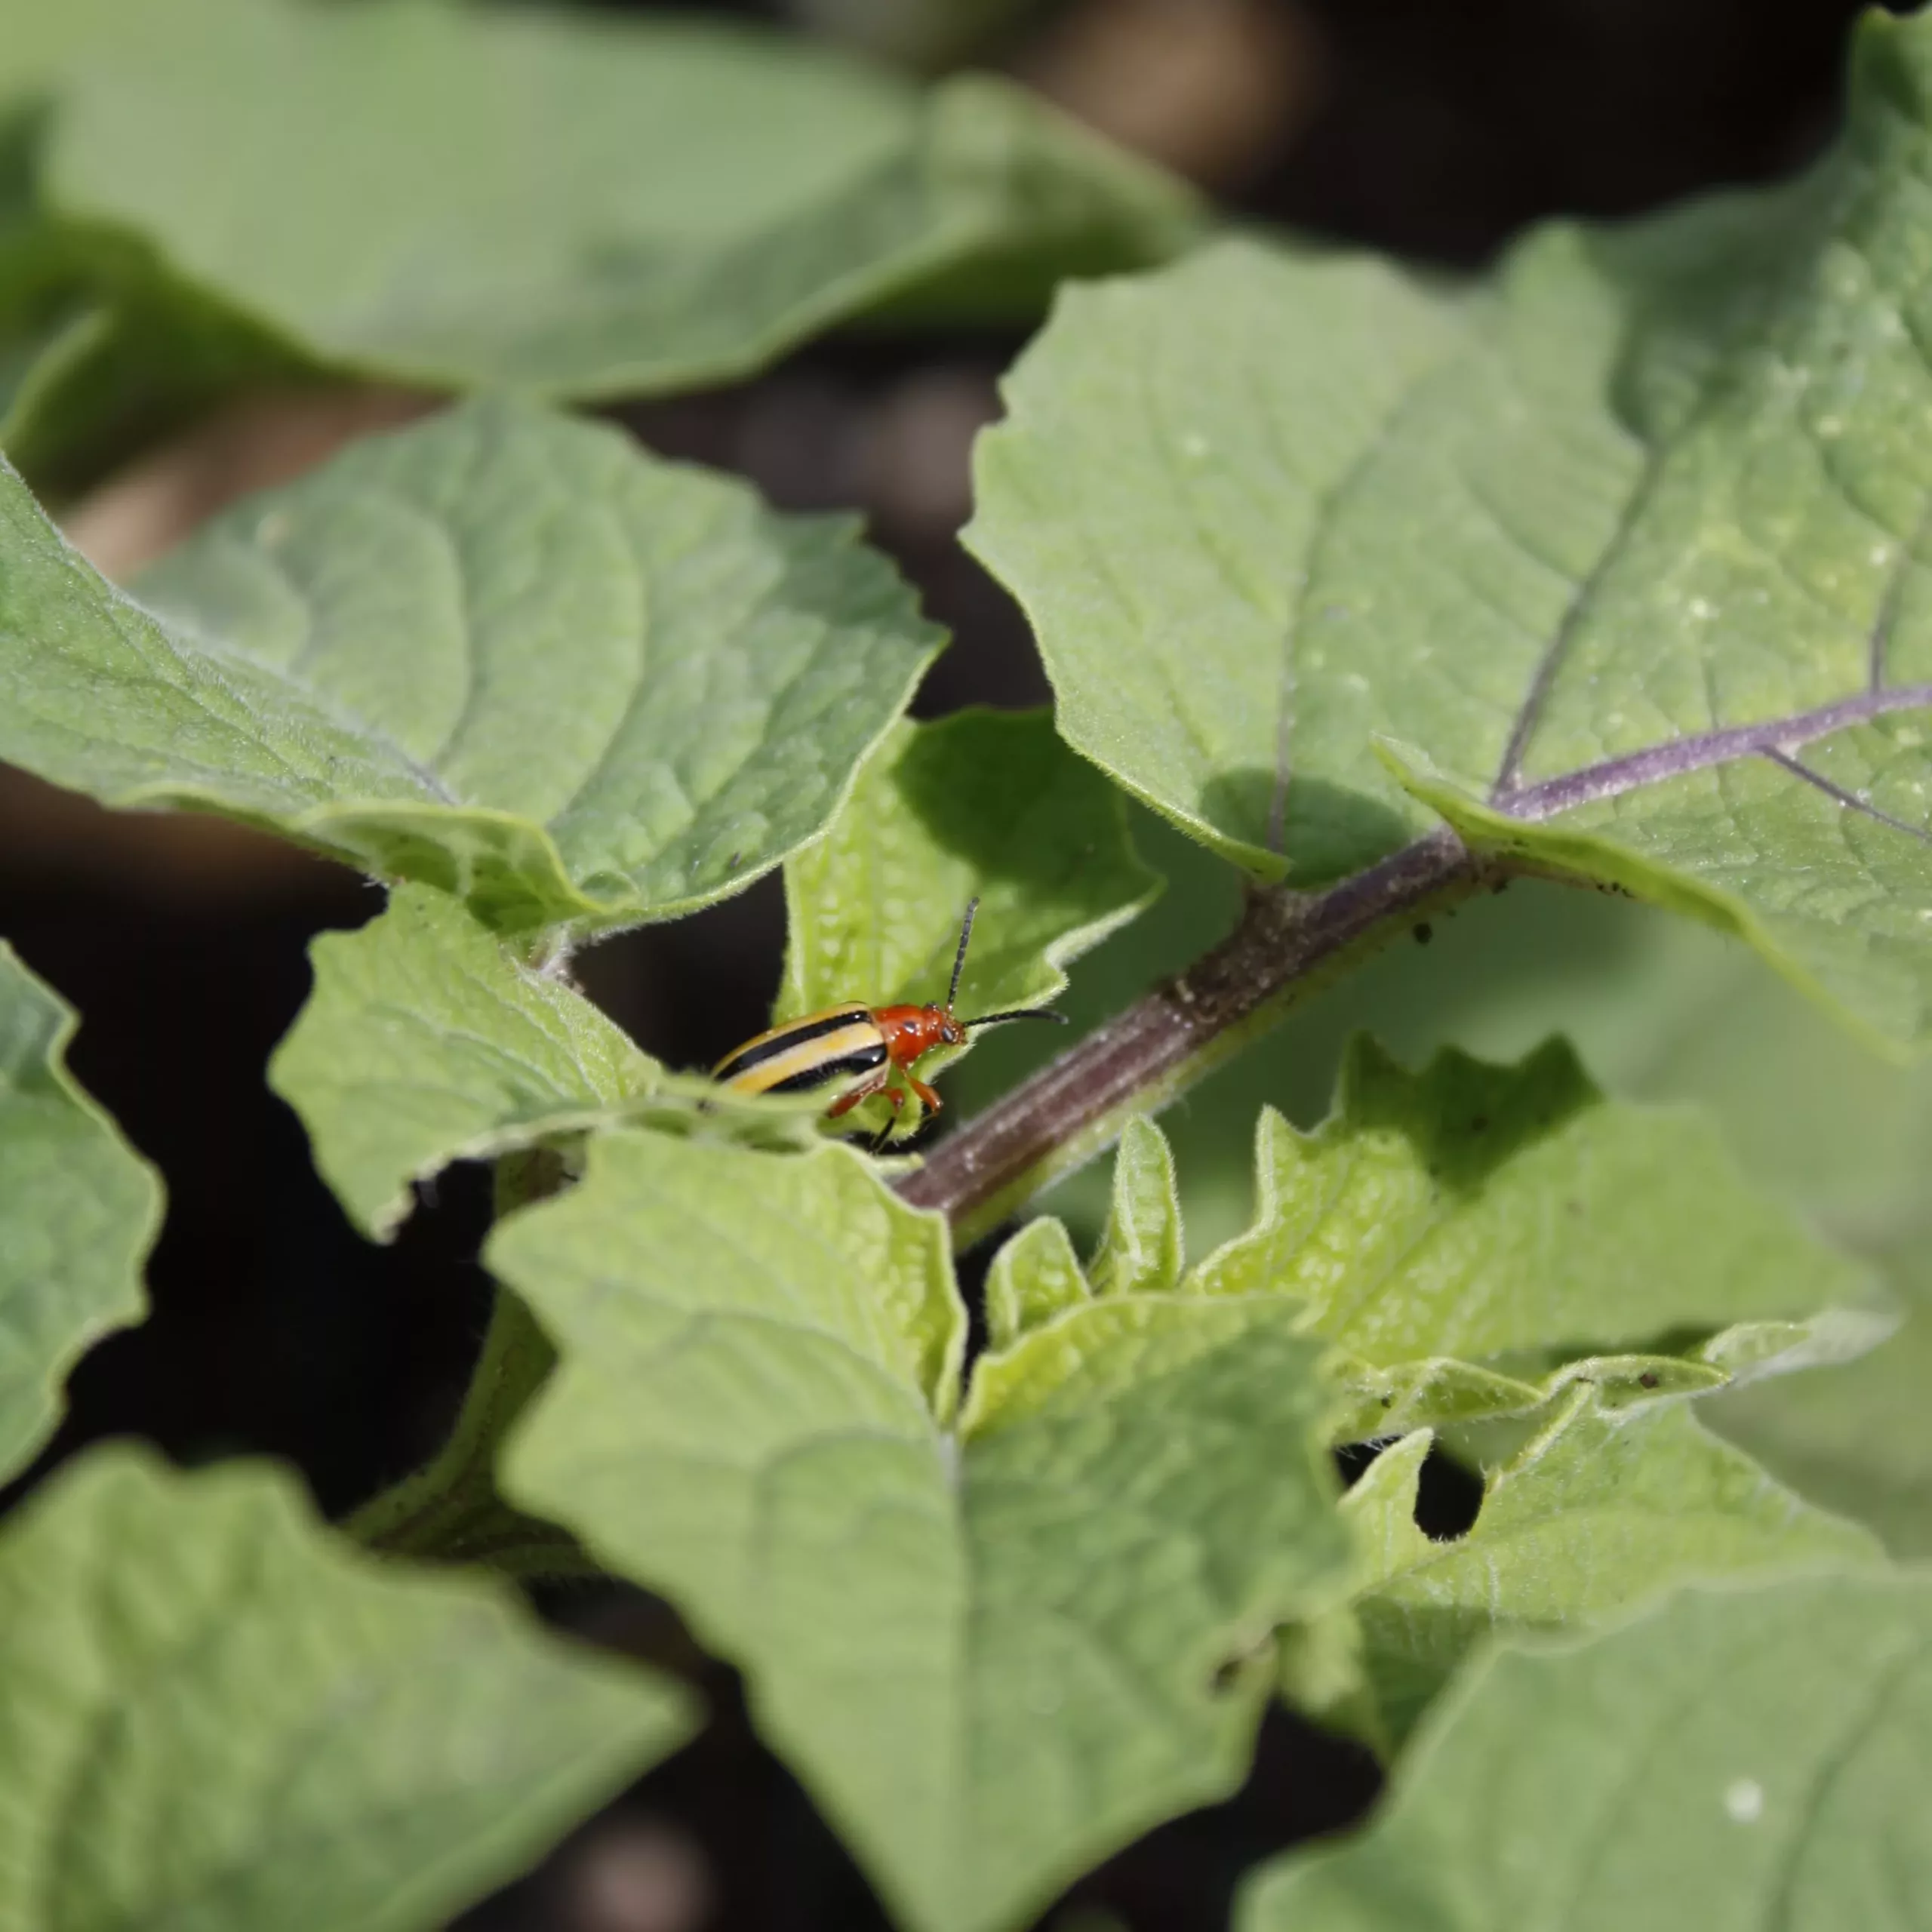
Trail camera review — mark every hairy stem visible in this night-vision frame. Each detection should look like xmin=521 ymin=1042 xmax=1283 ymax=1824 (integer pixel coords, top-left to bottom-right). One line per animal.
xmin=346 ymin=1144 xmax=594 ymax=1577
xmin=897 ymin=823 xmax=1485 ymax=1247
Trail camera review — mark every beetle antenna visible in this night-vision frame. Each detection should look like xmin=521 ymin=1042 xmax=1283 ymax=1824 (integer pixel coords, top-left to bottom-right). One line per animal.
xmin=946 ymin=897 xmax=979 ymax=1011
xmin=960 ymin=1008 xmax=1070 ymax=1031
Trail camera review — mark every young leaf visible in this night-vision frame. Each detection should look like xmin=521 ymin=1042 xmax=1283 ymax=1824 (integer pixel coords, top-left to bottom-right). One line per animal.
xmin=269 ymin=884 xmax=816 ymax=1241
xmin=1241 ymin=1571 xmax=1932 ymax=1932
xmin=1333 ymin=1389 xmax=1879 ymax=1747
xmin=982 ymin=1212 xmax=1088 ymax=1351
xmin=33 ymin=1 xmax=1197 ymax=405
xmin=1189 ymin=1037 xmax=1877 ymax=1435
xmin=1086 ymin=1113 xmax=1183 ymax=1298
xmin=0 ymin=943 xmax=158 ymax=1479
xmin=0 ymin=396 xmax=940 ymax=933
xmin=0 ymin=1444 xmax=696 ymax=1932
xmin=972 ymin=11 xmax=1932 ymax=1049
xmin=777 ymin=708 xmax=1160 ymax=1024
xmin=491 ymin=1133 xmax=1349 ymax=1932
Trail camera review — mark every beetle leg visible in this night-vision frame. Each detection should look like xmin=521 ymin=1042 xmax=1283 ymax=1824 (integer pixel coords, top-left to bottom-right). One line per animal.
xmin=867 ymin=1086 xmax=908 ymax=1155
xmin=906 ymin=1076 xmax=942 ymax=1114
xmin=826 ymin=1069 xmax=891 ymax=1120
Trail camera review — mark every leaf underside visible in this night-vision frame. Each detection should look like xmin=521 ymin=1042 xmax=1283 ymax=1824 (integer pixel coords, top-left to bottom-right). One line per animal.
xmin=0 ymin=943 xmax=157 ymax=1481
xmin=971 ymin=11 xmax=1932 ymax=1048
xmin=0 ymin=395 xmax=941 ymax=934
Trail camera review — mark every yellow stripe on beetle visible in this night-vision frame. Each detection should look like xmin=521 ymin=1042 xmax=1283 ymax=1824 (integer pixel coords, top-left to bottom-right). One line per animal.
xmin=714 ymin=1013 xmax=888 ymax=1098
xmin=709 ymin=900 xmax=1069 ymax=1152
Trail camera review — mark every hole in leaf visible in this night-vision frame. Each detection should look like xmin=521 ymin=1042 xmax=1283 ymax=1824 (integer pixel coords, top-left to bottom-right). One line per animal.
xmin=1413 ymin=1441 xmax=1482 ymax=1540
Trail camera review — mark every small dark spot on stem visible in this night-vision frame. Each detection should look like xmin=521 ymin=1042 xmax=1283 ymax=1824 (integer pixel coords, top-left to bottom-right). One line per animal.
xmin=1413 ymin=921 xmax=1433 ymax=945
xmin=1638 ymin=1371 xmax=1660 ymax=1389
xmin=727 ymin=851 xmax=743 ymax=870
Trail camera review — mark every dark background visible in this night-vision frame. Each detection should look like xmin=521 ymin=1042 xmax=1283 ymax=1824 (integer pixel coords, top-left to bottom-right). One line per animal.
xmin=0 ymin=2 xmax=1892 ymax=1927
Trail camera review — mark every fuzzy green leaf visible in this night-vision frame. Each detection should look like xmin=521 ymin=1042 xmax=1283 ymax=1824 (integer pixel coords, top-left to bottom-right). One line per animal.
xmin=1242 ymin=1570 xmax=1932 ymax=1932
xmin=270 ymin=884 xmax=817 ymax=1241
xmin=493 ymin=1133 xmax=1347 ymax=1932
xmin=0 ymin=1444 xmax=695 ymax=1932
xmin=778 ymin=708 xmax=1159 ymax=1021
xmin=982 ymin=1212 xmax=1088 ymax=1352
xmin=0 ymin=396 xmax=940 ymax=934
xmin=0 ymin=943 xmax=158 ymax=1480
xmin=1712 ymin=1247 xmax=1932 ymax=1559
xmin=1086 ymin=1113 xmax=1182 ymax=1298
xmin=33 ymin=1 xmax=1196 ymax=409
xmin=1334 ymin=1389 xmax=1879 ymax=1747
xmin=972 ymin=11 xmax=1932 ymax=1048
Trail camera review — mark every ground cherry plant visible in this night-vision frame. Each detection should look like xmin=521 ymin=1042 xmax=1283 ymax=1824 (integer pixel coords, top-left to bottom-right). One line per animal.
xmin=2 ymin=2 xmax=1932 ymax=1928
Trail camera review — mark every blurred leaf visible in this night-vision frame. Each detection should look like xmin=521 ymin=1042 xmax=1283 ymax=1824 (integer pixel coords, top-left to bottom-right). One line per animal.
xmin=1331 ymin=1390 xmax=1879 ymax=1748
xmin=1086 ymin=1113 xmax=1181 ymax=1297
xmin=0 ymin=943 xmax=157 ymax=1480
xmin=1710 ymin=1244 xmax=1932 ymax=1559
xmin=0 ymin=1444 xmax=695 ymax=1932
xmin=494 ymin=1133 xmax=1347 ymax=1932
xmin=787 ymin=0 xmax=1046 ymax=72
xmin=1241 ymin=1571 xmax=1932 ymax=1932
xmin=0 ymin=397 xmax=940 ymax=933
xmin=973 ymin=12 xmax=1932 ymax=1048
xmin=270 ymin=884 xmax=817 ymax=1241
xmin=29 ymin=1 xmax=1196 ymax=422
xmin=0 ymin=0 xmax=259 ymax=468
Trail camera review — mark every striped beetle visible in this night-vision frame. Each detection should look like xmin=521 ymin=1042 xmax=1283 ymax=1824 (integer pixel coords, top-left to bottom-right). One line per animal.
xmin=712 ymin=897 xmax=1066 ymax=1149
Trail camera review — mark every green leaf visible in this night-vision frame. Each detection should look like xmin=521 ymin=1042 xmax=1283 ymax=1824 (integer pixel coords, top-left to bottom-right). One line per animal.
xmin=35 ymin=1 xmax=1198 ymax=401
xmin=981 ymin=1211 xmax=1088 ymax=1351
xmin=1189 ymin=1037 xmax=1878 ymax=1438
xmin=492 ymin=1132 xmax=1349 ymax=1932
xmin=1332 ymin=1388 xmax=1879 ymax=1747
xmin=269 ymin=883 xmax=817 ymax=1241
xmin=0 ymin=1444 xmax=696 ymax=1932
xmin=1711 ymin=1244 xmax=1932 ymax=1559
xmin=1086 ymin=1113 xmax=1182 ymax=1297
xmin=778 ymin=707 xmax=1160 ymax=1022
xmin=1241 ymin=1569 xmax=1932 ymax=1932
xmin=0 ymin=0 xmax=229 ymax=104
xmin=971 ymin=12 xmax=1932 ymax=1049
xmin=0 ymin=395 xmax=940 ymax=933
xmin=0 ymin=943 xmax=158 ymax=1479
